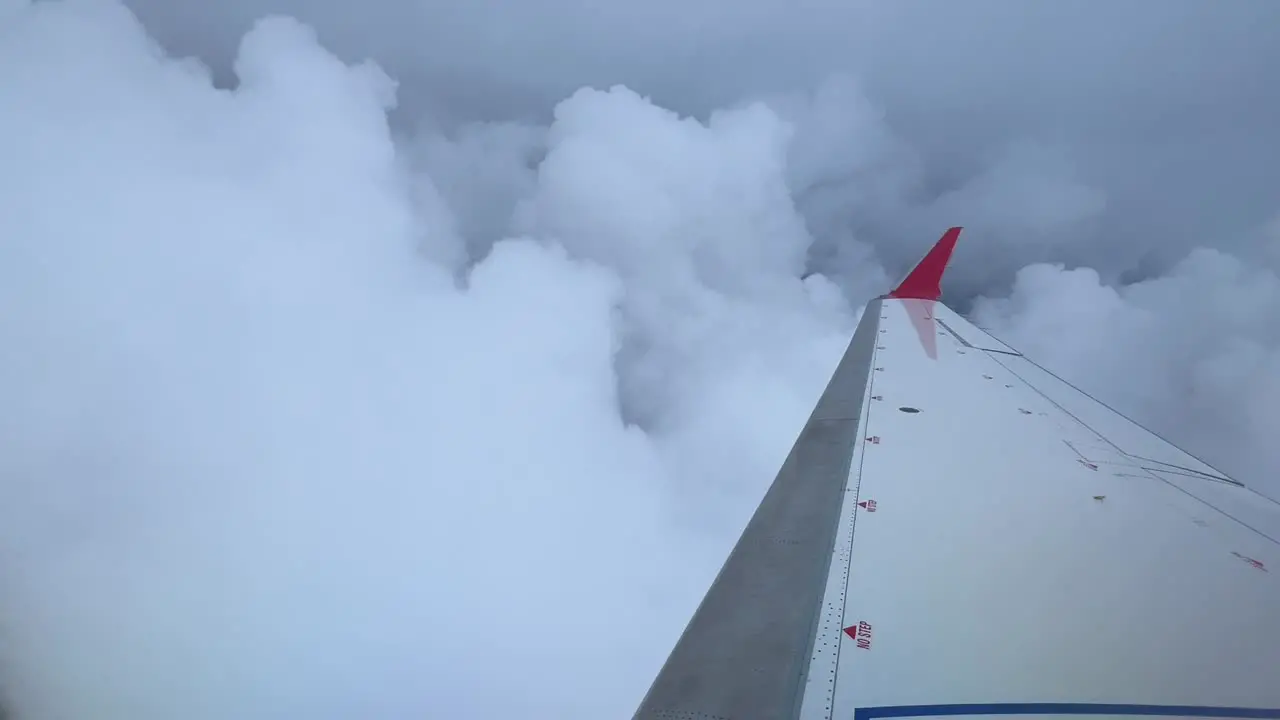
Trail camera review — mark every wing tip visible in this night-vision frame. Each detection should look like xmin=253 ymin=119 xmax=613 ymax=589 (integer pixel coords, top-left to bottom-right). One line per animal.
xmin=887 ymin=226 xmax=963 ymax=301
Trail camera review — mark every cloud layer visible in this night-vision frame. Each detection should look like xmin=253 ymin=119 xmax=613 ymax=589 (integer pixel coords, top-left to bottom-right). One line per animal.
xmin=1 ymin=0 xmax=1277 ymax=717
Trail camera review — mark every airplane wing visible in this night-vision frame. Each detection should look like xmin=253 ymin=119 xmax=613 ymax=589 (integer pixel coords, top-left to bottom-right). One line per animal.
xmin=632 ymin=228 xmax=1280 ymax=720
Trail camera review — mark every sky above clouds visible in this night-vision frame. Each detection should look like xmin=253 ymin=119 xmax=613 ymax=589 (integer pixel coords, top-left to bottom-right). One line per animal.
xmin=1 ymin=0 xmax=1278 ymax=717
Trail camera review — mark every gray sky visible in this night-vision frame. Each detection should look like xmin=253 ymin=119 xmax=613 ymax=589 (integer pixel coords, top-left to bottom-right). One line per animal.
xmin=1 ymin=0 xmax=1278 ymax=717
xmin=120 ymin=0 xmax=1280 ymax=261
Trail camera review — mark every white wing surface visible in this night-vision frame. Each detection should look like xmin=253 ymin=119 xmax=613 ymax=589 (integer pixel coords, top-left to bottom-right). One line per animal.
xmin=633 ymin=228 xmax=1280 ymax=720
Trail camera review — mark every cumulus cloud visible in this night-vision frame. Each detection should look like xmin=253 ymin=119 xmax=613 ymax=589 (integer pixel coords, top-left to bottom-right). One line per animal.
xmin=973 ymin=250 xmax=1280 ymax=485
xmin=3 ymin=0 xmax=1279 ymax=718
xmin=0 ymin=2 xmax=850 ymax=717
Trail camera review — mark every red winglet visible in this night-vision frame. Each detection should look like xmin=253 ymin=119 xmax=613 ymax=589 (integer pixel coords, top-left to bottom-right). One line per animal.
xmin=887 ymin=226 xmax=963 ymax=301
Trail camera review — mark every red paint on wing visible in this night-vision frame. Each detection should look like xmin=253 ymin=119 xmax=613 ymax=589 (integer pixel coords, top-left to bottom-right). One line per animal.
xmin=888 ymin=227 xmax=962 ymax=301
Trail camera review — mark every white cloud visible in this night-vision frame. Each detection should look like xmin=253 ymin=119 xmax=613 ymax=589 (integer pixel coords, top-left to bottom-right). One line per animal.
xmin=3 ymin=1 xmax=1278 ymax=718
xmin=973 ymin=249 xmax=1280 ymax=484
xmin=0 ymin=2 xmax=851 ymax=717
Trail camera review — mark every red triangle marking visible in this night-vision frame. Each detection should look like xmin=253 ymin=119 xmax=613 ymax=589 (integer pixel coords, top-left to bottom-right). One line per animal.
xmin=858 ymin=501 xmax=868 ymax=508
xmin=843 ymin=626 xmax=859 ymax=640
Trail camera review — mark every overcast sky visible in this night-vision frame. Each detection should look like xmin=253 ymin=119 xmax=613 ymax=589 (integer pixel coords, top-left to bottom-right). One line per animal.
xmin=2 ymin=0 xmax=1278 ymax=718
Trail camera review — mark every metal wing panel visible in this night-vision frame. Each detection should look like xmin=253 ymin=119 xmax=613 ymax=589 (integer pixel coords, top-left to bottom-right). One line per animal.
xmin=930 ymin=302 xmax=1021 ymax=355
xmin=984 ymin=350 xmax=1230 ymax=483
xmin=804 ymin=297 xmax=1280 ymax=719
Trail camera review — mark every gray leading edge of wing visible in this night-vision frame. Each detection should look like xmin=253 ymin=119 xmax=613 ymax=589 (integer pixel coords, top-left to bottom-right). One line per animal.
xmin=632 ymin=299 xmax=882 ymax=720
